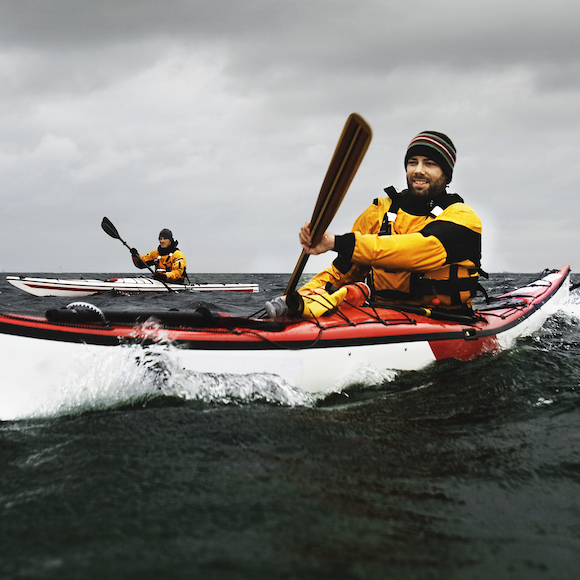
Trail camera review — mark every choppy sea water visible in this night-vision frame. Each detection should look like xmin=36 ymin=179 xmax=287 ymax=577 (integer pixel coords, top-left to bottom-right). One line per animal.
xmin=1 ymin=271 xmax=579 ymax=579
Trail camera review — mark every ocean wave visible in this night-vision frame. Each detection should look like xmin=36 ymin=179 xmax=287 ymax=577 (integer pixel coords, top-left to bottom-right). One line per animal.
xmin=23 ymin=342 xmax=316 ymax=420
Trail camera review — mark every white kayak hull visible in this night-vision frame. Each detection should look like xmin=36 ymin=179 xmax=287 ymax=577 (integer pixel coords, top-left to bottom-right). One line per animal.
xmin=6 ymin=276 xmax=259 ymax=297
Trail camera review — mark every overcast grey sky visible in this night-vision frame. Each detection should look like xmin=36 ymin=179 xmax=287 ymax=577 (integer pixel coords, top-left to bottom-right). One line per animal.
xmin=1 ymin=0 xmax=578 ymax=274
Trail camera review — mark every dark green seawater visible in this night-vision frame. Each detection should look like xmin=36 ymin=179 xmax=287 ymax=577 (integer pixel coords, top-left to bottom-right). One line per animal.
xmin=1 ymin=272 xmax=579 ymax=579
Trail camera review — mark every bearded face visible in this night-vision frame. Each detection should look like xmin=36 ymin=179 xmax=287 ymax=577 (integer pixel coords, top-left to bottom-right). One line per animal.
xmin=406 ymin=155 xmax=448 ymax=200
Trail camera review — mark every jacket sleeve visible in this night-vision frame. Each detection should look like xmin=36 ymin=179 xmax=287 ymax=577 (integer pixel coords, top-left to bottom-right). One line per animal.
xmin=349 ymin=231 xmax=447 ymax=271
xmin=345 ymin=204 xmax=481 ymax=272
xmin=298 ymin=201 xmax=383 ymax=294
xmin=133 ymin=249 xmax=158 ymax=269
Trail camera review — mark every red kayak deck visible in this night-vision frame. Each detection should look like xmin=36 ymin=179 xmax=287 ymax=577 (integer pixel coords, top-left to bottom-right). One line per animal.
xmin=0 ymin=267 xmax=570 ymax=362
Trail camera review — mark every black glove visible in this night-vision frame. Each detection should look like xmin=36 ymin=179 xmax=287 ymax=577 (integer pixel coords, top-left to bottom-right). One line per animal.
xmin=154 ymin=272 xmax=167 ymax=282
xmin=130 ymin=247 xmax=140 ymax=257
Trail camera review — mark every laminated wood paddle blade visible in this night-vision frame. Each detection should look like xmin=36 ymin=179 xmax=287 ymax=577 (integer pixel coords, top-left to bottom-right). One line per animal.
xmin=309 ymin=113 xmax=372 ymax=247
xmin=285 ymin=113 xmax=372 ymax=296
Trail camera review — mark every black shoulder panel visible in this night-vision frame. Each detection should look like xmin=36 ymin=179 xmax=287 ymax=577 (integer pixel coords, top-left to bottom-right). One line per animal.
xmin=420 ymin=221 xmax=481 ymax=265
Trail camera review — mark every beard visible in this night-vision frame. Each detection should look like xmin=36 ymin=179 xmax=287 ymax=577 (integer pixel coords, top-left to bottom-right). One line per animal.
xmin=407 ymin=174 xmax=448 ymax=200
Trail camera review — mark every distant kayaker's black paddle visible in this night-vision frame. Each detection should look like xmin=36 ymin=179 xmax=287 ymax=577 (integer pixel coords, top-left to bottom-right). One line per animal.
xmin=284 ymin=113 xmax=372 ymax=298
xmin=101 ymin=216 xmax=174 ymax=292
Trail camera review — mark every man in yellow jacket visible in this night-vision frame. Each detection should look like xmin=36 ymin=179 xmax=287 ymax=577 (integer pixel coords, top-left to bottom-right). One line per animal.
xmin=298 ymin=131 xmax=483 ymax=311
xmin=131 ymin=228 xmax=187 ymax=284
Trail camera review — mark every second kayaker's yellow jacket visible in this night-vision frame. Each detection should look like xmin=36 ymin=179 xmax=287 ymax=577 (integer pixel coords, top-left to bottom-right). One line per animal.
xmin=299 ymin=186 xmax=483 ymax=309
xmin=137 ymin=248 xmax=187 ymax=283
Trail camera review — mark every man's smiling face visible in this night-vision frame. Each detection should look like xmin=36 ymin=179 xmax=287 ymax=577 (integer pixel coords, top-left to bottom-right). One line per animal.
xmin=406 ymin=155 xmax=448 ymax=200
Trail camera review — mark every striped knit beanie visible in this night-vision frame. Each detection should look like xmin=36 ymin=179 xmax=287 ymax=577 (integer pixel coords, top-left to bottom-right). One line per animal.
xmin=404 ymin=131 xmax=457 ymax=183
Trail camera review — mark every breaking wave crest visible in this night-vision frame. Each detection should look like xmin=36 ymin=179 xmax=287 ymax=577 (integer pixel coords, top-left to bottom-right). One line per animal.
xmin=28 ymin=342 xmax=316 ymax=419
xmin=560 ymin=289 xmax=580 ymax=320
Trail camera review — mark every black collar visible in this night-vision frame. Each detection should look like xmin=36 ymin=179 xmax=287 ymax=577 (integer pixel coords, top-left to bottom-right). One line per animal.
xmin=384 ymin=186 xmax=464 ymax=216
xmin=158 ymin=241 xmax=178 ymax=255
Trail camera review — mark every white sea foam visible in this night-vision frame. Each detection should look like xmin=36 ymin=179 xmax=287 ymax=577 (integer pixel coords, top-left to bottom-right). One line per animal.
xmin=560 ymin=289 xmax=580 ymax=321
xmin=17 ymin=341 xmax=315 ymax=420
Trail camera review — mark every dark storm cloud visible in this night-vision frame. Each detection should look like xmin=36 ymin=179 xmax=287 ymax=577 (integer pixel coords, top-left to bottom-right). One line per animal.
xmin=0 ymin=0 xmax=579 ymax=273
xmin=2 ymin=1 xmax=577 ymax=67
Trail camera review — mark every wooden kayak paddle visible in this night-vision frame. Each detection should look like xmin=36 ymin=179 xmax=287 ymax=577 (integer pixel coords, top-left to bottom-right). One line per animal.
xmin=284 ymin=113 xmax=372 ymax=298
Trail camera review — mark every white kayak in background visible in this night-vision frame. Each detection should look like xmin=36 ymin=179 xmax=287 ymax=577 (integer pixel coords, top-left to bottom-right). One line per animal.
xmin=5 ymin=276 xmax=259 ymax=297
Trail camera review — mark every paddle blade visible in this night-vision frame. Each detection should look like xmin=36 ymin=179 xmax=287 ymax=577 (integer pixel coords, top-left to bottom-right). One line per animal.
xmin=284 ymin=113 xmax=372 ymax=296
xmin=309 ymin=113 xmax=372 ymax=247
xmin=101 ymin=217 xmax=121 ymax=240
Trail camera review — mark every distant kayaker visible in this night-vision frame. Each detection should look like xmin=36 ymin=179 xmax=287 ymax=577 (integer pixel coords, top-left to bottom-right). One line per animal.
xmin=296 ymin=131 xmax=484 ymax=314
xmin=131 ymin=229 xmax=187 ymax=284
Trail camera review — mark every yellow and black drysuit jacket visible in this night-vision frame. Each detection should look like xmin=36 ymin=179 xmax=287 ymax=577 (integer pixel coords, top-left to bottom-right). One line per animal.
xmin=135 ymin=244 xmax=187 ymax=283
xmin=299 ymin=186 xmax=483 ymax=310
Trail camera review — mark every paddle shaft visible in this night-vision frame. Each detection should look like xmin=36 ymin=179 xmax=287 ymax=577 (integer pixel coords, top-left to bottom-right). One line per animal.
xmin=100 ymin=217 xmax=174 ymax=292
xmin=284 ymin=113 xmax=372 ymax=296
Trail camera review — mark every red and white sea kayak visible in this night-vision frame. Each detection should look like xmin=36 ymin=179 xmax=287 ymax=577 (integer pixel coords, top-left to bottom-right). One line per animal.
xmin=0 ymin=267 xmax=570 ymax=403
xmin=5 ymin=276 xmax=259 ymax=296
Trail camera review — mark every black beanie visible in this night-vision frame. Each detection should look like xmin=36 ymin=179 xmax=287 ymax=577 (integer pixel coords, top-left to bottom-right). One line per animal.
xmin=158 ymin=228 xmax=174 ymax=241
